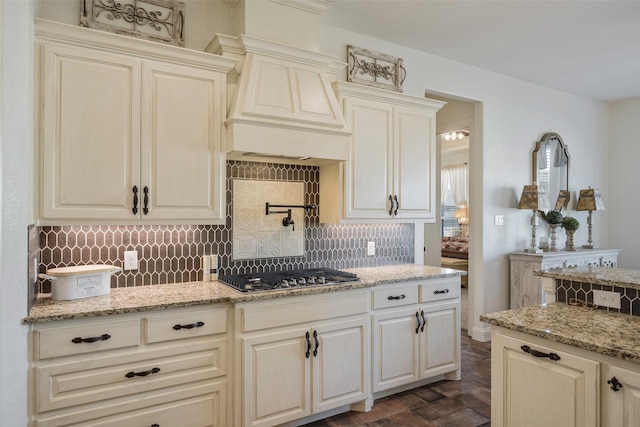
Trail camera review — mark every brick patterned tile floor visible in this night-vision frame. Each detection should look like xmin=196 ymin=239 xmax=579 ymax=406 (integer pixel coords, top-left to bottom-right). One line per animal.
xmin=304 ymin=333 xmax=492 ymax=427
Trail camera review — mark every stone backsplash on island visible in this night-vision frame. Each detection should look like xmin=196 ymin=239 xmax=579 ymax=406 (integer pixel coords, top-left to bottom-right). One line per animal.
xmin=556 ymin=279 xmax=640 ymax=316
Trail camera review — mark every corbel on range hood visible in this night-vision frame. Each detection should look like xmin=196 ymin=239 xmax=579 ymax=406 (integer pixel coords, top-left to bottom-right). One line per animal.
xmin=206 ymin=34 xmax=351 ymax=165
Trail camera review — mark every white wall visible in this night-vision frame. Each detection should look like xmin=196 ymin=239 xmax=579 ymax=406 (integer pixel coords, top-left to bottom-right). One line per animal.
xmin=1 ymin=1 xmax=34 ymax=425
xmin=320 ymin=24 xmax=610 ymax=339
xmin=610 ymin=99 xmax=640 ymax=269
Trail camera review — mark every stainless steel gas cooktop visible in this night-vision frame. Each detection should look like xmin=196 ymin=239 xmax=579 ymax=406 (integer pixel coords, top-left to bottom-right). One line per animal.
xmin=218 ymin=268 xmax=359 ymax=293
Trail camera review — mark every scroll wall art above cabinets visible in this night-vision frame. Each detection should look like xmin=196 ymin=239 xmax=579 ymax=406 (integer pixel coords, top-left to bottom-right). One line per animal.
xmin=319 ymin=81 xmax=445 ymax=223
xmin=35 ymin=19 xmax=236 ymax=225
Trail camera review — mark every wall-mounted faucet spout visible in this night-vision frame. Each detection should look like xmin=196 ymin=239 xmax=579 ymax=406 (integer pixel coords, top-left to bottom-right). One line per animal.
xmin=265 ymin=203 xmax=317 ymax=232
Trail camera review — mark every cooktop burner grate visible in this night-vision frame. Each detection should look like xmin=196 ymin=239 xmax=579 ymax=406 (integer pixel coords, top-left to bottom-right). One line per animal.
xmin=218 ymin=268 xmax=359 ymax=292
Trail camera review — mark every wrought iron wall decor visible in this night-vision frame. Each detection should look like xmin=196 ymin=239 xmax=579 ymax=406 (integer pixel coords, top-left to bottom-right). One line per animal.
xmin=347 ymin=45 xmax=406 ymax=92
xmin=81 ymin=0 xmax=185 ymax=46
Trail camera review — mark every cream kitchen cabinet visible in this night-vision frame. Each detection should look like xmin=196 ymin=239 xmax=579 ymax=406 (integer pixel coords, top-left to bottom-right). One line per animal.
xmin=234 ymin=290 xmax=371 ymax=427
xmin=371 ymin=277 xmax=461 ymax=394
xmin=320 ymin=81 xmax=445 ymax=223
xmin=491 ymin=329 xmax=599 ymax=427
xmin=604 ymin=364 xmax=640 ymax=427
xmin=35 ymin=19 xmax=235 ymax=225
xmin=29 ymin=305 xmax=230 ymax=427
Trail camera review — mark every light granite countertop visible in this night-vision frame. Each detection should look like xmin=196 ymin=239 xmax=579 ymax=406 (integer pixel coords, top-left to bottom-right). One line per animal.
xmin=480 ymin=303 xmax=640 ymax=363
xmin=24 ymin=264 xmax=465 ymax=324
xmin=535 ymin=266 xmax=640 ymax=290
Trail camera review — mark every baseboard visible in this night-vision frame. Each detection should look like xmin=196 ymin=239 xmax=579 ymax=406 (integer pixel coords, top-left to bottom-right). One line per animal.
xmin=471 ymin=324 xmax=492 ymax=342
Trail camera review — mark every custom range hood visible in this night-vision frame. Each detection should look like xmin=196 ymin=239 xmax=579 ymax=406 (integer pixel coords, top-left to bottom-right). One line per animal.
xmin=206 ymin=0 xmax=350 ymax=165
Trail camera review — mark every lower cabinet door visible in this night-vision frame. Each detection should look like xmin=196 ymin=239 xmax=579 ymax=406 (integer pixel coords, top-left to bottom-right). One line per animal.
xmin=420 ymin=302 xmax=459 ymax=378
xmin=312 ymin=316 xmax=369 ymax=412
xmin=493 ymin=332 xmax=599 ymax=427
xmin=372 ymin=308 xmax=420 ymax=392
xmin=606 ymin=365 xmax=640 ymax=427
xmin=242 ymin=327 xmax=311 ymax=427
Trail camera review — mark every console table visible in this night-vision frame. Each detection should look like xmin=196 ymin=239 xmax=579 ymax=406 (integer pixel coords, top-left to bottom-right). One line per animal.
xmin=509 ymin=248 xmax=620 ymax=309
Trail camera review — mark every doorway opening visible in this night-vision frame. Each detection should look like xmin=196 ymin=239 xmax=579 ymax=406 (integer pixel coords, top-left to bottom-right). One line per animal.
xmin=423 ymin=93 xmax=480 ymax=338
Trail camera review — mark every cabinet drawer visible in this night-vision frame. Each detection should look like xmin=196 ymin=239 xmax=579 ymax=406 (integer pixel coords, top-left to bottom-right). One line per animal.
xmin=372 ymin=284 xmax=419 ymax=309
xmin=241 ymin=291 xmax=368 ymax=332
xmin=35 ymin=380 xmax=226 ymax=427
xmin=36 ymin=319 xmax=140 ymax=360
xmin=420 ymin=278 xmax=460 ymax=303
xmin=37 ymin=338 xmax=225 ymax=412
xmin=145 ymin=307 xmax=227 ymax=343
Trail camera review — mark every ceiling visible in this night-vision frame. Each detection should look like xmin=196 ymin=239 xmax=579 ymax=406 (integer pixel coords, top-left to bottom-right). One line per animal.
xmin=322 ymin=0 xmax=640 ymax=103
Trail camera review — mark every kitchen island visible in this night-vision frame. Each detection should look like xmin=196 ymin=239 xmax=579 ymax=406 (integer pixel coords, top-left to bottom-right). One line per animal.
xmin=25 ymin=264 xmax=465 ymax=427
xmin=482 ymin=282 xmax=640 ymax=427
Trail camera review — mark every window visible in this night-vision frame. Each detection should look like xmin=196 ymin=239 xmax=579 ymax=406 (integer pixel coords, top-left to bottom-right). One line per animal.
xmin=441 ymin=186 xmax=461 ymax=237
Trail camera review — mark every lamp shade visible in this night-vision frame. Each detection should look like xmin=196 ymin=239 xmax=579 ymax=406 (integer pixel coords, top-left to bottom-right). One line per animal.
xmin=576 ymin=187 xmax=605 ymax=211
xmin=517 ymin=183 xmax=550 ymax=211
xmin=454 ymin=202 xmax=468 ymax=219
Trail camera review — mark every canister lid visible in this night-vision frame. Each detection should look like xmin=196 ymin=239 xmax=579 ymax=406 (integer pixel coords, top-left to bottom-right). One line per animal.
xmin=45 ymin=264 xmax=117 ymax=277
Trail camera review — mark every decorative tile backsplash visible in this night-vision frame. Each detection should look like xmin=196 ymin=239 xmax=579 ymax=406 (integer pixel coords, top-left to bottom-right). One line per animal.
xmin=35 ymin=161 xmax=414 ymax=303
xmin=233 ymin=179 xmax=305 ymax=259
xmin=557 ymin=279 xmax=640 ymax=316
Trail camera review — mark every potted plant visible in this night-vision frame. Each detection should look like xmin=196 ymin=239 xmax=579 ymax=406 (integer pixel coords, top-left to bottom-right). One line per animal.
xmin=545 ymin=210 xmax=563 ymax=251
xmin=561 ymin=216 xmax=580 ymax=251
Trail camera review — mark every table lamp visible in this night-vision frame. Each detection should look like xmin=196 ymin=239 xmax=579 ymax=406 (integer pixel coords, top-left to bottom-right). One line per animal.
xmin=517 ymin=183 xmax=550 ymax=253
xmin=454 ymin=202 xmax=469 ymax=236
xmin=576 ymin=187 xmax=605 ymax=249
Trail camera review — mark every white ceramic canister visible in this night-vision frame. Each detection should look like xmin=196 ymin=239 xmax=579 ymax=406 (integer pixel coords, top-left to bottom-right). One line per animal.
xmin=39 ymin=265 xmax=121 ymax=300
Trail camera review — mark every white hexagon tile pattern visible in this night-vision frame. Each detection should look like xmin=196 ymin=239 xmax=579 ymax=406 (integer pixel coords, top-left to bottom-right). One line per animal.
xmin=36 ymin=161 xmax=414 ymax=299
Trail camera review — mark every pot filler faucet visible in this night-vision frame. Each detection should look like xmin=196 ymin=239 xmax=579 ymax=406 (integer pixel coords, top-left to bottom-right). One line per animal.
xmin=265 ymin=203 xmax=317 ymax=231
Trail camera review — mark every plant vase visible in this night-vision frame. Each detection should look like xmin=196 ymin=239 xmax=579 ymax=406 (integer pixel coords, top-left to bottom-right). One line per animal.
xmin=566 ymin=229 xmax=576 ymax=251
xmin=549 ymin=224 xmax=559 ymax=251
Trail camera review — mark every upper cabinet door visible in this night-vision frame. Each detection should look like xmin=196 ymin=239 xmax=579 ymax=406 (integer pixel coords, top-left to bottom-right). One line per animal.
xmin=343 ymin=97 xmax=393 ymax=220
xmin=40 ymin=43 xmax=141 ymax=221
xmin=140 ymin=61 xmax=225 ymax=221
xmin=393 ymin=106 xmax=436 ymax=221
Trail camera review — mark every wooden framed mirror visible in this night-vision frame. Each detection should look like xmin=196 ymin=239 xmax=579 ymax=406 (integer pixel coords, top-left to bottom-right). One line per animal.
xmin=532 ymin=132 xmax=569 ymax=211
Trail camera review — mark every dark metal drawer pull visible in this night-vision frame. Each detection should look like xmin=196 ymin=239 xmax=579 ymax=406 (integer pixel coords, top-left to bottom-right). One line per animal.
xmin=132 ymin=186 xmax=139 ymax=215
xmin=125 ymin=367 xmax=160 ymax=378
xmin=387 ymin=294 xmax=406 ymax=300
xmin=394 ymin=195 xmax=399 ymax=215
xmin=420 ymin=310 xmax=426 ymax=332
xmin=388 ymin=194 xmax=394 ymax=216
xmin=415 ymin=311 xmax=421 ymax=334
xmin=172 ymin=321 xmax=204 ymax=330
xmin=313 ymin=330 xmax=319 ymax=357
xmin=608 ymin=376 xmax=623 ymax=392
xmin=71 ymin=334 xmax=111 ymax=344
xmin=151 ymin=424 xmax=160 ymax=427
xmin=521 ymin=345 xmax=561 ymax=361
xmin=434 ymin=289 xmax=450 ymax=295
xmin=143 ymin=186 xmax=149 ymax=215
xmin=305 ymin=331 xmax=311 ymax=359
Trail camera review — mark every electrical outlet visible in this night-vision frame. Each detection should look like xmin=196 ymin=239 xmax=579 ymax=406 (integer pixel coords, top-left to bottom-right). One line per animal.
xmin=124 ymin=250 xmax=138 ymax=271
xmin=367 ymin=241 xmax=375 ymax=256
xmin=593 ymin=290 xmax=621 ymax=309
xmin=494 ymin=215 xmax=505 ymax=226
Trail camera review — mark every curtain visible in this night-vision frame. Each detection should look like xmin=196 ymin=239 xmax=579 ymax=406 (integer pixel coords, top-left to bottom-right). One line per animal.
xmin=441 ymin=164 xmax=469 ymax=206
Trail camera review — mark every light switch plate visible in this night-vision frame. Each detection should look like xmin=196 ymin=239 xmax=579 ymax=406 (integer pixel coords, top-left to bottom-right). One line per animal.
xmin=124 ymin=250 xmax=138 ymax=271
